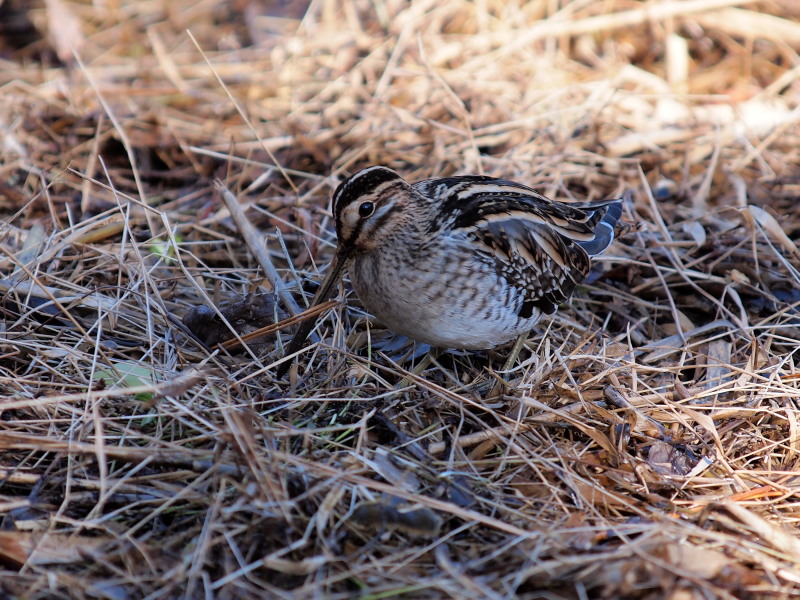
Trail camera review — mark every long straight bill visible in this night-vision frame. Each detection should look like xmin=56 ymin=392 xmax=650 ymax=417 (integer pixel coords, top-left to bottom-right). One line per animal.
xmin=275 ymin=249 xmax=351 ymax=378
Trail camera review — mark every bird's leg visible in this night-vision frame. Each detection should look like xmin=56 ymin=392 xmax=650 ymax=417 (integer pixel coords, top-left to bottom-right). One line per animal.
xmin=485 ymin=332 xmax=529 ymax=398
xmin=502 ymin=333 xmax=529 ymax=373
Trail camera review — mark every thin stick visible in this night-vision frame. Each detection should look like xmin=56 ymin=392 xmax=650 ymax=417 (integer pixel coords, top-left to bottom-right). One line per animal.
xmin=214 ymin=179 xmax=308 ymax=325
xmin=219 ymin=300 xmax=336 ymax=350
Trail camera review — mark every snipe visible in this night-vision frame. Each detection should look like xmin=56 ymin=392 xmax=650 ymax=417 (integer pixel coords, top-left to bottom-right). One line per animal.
xmin=278 ymin=166 xmax=623 ymax=376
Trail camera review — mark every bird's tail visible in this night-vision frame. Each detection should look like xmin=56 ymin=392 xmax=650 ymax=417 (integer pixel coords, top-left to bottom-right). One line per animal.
xmin=572 ymin=195 xmax=626 ymax=256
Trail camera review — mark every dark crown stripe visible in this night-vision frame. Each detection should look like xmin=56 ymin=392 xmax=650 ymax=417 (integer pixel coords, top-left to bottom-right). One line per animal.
xmin=333 ymin=166 xmax=404 ymax=214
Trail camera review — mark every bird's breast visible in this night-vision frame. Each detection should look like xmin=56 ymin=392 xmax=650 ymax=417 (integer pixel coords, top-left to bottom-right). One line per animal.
xmin=348 ymin=241 xmax=541 ymax=349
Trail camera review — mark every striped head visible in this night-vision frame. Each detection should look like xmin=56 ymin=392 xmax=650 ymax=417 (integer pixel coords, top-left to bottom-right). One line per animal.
xmin=332 ymin=166 xmax=418 ymax=253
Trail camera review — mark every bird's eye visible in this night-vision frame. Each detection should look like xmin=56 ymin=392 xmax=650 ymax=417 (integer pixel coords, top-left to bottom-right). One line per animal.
xmin=358 ymin=202 xmax=375 ymax=218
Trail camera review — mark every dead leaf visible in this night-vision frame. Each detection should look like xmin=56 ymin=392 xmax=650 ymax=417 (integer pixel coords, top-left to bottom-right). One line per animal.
xmin=665 ymin=542 xmax=731 ymax=579
xmin=647 ymin=441 xmax=697 ymax=476
xmin=561 ymin=475 xmax=632 ymax=510
xmin=44 ymin=0 xmax=84 ymax=62
xmin=746 ymin=205 xmax=800 ymax=258
xmin=681 ymin=220 xmax=706 ymax=246
xmin=719 ymin=501 xmax=800 ymax=556
xmin=182 ymin=293 xmax=283 ymax=347
xmin=0 ymin=531 xmax=108 ymax=566
xmin=349 ymin=500 xmax=443 ymax=538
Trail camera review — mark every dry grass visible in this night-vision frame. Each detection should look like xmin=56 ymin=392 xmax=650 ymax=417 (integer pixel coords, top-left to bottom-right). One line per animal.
xmin=2 ymin=0 xmax=800 ymax=598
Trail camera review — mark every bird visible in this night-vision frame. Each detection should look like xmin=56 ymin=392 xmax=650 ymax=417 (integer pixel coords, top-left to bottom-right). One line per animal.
xmin=277 ymin=166 xmax=623 ymax=376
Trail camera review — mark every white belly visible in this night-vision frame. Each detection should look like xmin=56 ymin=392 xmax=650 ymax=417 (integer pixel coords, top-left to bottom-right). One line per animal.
xmin=349 ymin=249 xmax=542 ymax=349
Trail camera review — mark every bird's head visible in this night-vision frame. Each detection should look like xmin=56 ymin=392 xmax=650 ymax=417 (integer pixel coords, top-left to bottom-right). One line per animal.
xmin=332 ymin=166 xmax=417 ymax=253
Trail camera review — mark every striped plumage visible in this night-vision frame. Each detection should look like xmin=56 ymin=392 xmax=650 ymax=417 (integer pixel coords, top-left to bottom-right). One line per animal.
xmin=281 ymin=166 xmax=622 ymax=368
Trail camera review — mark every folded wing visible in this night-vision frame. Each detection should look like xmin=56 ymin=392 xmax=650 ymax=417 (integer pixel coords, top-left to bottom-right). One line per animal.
xmin=423 ymin=177 xmax=623 ymax=315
